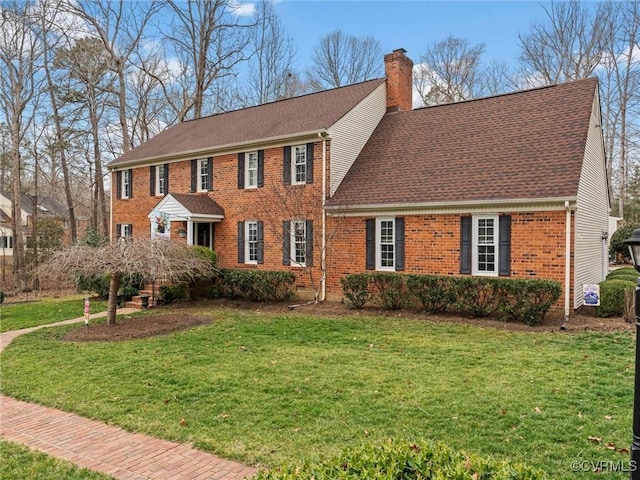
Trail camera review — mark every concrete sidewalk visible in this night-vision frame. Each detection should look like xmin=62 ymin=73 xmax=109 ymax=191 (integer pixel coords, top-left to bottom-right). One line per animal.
xmin=0 ymin=310 xmax=258 ymax=480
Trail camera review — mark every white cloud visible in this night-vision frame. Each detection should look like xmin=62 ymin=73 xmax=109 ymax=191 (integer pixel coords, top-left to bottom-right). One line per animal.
xmin=230 ymin=2 xmax=256 ymax=17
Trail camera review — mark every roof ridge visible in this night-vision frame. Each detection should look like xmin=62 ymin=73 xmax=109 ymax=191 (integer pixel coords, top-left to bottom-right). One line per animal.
xmin=182 ymin=77 xmax=386 ymax=124
xmin=412 ymin=77 xmax=597 ymax=112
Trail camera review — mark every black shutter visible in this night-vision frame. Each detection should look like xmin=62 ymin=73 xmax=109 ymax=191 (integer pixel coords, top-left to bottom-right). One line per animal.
xmin=207 ymin=157 xmax=213 ymax=190
xmin=129 ymin=224 xmax=133 ymax=237
xmin=128 ymin=169 xmax=133 ymax=198
xmin=460 ymin=216 xmax=472 ymax=274
xmin=258 ymin=150 xmax=264 ymax=187
xmin=283 ymin=146 xmax=291 ymax=185
xmin=305 ymin=220 xmax=313 ymax=267
xmin=306 ymin=143 xmax=314 ymax=184
xmin=150 ymin=166 xmax=156 ymax=196
xmin=116 ymin=171 xmax=122 ymax=199
xmin=190 ymin=160 xmax=197 ymax=192
xmin=499 ymin=215 xmax=511 ymax=276
xmin=164 ymin=163 xmax=169 ymax=193
xmin=395 ymin=217 xmax=405 ymax=271
xmin=237 ymin=221 xmax=245 ymax=263
xmin=366 ymin=218 xmax=375 ymax=270
xmin=116 ymin=224 xmax=122 ymax=238
xmin=257 ymin=221 xmax=264 ymax=264
xmin=238 ymin=152 xmax=245 ymax=189
xmin=283 ymin=220 xmax=291 ymax=265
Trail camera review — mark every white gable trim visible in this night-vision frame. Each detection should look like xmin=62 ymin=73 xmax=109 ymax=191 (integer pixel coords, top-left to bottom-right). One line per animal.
xmin=147 ymin=194 xmax=224 ymax=222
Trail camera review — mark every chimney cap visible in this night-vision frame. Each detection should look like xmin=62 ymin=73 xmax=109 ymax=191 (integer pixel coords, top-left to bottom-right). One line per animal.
xmin=392 ymin=48 xmax=407 ymax=54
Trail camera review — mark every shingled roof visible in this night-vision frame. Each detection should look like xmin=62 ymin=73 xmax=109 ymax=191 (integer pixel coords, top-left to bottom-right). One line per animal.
xmin=170 ymin=193 xmax=225 ymax=217
xmin=110 ymin=78 xmax=385 ymax=167
xmin=327 ymin=77 xmax=598 ymax=209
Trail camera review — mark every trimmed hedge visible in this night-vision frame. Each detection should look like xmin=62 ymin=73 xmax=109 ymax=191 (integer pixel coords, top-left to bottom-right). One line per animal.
xmin=341 ymin=273 xmax=561 ymax=326
xmin=219 ymin=269 xmax=296 ymax=302
xmin=596 ymin=279 xmax=636 ymax=317
xmin=255 ymin=438 xmax=547 ymax=480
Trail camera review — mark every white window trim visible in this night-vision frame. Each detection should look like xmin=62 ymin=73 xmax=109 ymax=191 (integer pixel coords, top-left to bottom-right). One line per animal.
xmin=245 ymin=221 xmax=258 ymax=264
xmin=472 ymin=215 xmax=499 ymax=276
xmin=198 ymin=158 xmax=209 ymax=192
xmin=290 ymin=219 xmax=306 ymax=267
xmin=121 ymin=224 xmax=132 ymax=239
xmin=122 ymin=170 xmax=131 ymax=199
xmin=292 ymin=144 xmax=306 ymax=185
xmin=155 ymin=165 xmax=166 ymax=196
xmin=376 ymin=217 xmax=395 ymax=271
xmin=245 ymin=151 xmax=258 ymax=189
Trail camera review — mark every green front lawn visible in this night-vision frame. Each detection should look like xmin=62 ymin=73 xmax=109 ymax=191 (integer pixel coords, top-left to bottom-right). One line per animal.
xmin=0 ymin=295 xmax=107 ymax=333
xmin=0 ymin=441 xmax=114 ymax=480
xmin=1 ymin=306 xmax=634 ymax=478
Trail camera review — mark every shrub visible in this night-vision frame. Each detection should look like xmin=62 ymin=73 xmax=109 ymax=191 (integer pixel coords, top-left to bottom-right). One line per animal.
xmin=158 ymin=283 xmax=188 ymax=304
xmin=596 ymin=279 xmax=636 ymax=317
xmin=219 ymin=269 xmax=296 ymax=302
xmin=406 ymin=274 xmax=456 ymax=313
xmin=500 ymin=279 xmax=562 ymax=326
xmin=191 ymin=246 xmax=217 ymax=267
xmin=341 ymin=273 xmax=374 ymax=309
xmin=610 ymin=224 xmax=640 ymax=263
xmin=452 ymin=276 xmax=503 ymax=317
xmin=371 ymin=273 xmax=406 ymax=310
xmin=255 ymin=438 xmax=547 ymax=480
xmin=606 ymin=267 xmax=639 ymax=284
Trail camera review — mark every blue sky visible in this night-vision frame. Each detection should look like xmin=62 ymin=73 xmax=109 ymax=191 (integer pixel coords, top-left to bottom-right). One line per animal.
xmin=271 ymin=1 xmax=555 ymax=71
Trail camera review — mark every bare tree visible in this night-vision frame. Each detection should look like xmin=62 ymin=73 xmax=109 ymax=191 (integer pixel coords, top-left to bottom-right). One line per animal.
xmin=0 ymin=1 xmax=42 ymax=291
xmin=164 ymin=0 xmax=253 ymax=120
xmin=518 ymin=0 xmax=613 ymax=84
xmin=38 ymin=239 xmax=215 ymax=325
xmin=306 ymin=30 xmax=382 ymax=90
xmin=243 ymin=1 xmax=298 ymax=105
xmin=61 ymin=0 xmax=161 ymax=153
xmin=413 ymin=36 xmax=487 ymax=106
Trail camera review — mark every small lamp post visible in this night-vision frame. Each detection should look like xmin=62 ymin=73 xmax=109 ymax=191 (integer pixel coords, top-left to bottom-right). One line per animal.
xmin=624 ymin=229 xmax=640 ymax=479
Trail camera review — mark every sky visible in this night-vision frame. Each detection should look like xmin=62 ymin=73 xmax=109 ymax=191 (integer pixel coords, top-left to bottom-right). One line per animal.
xmin=269 ymin=1 xmax=556 ymax=72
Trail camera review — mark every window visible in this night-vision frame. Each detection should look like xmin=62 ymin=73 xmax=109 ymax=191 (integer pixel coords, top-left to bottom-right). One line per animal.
xmin=246 ymin=152 xmax=258 ymax=188
xmin=198 ymin=159 xmax=209 ymax=191
xmin=366 ymin=217 xmax=404 ymax=271
xmin=377 ymin=218 xmax=395 ymax=270
xmin=122 ymin=169 xmax=131 ymax=198
xmin=283 ymin=144 xmax=313 ymax=185
xmin=460 ymin=215 xmax=510 ymax=276
xmin=117 ymin=223 xmax=133 ymax=240
xmin=291 ymin=220 xmax=307 ymax=266
xmin=246 ymin=221 xmax=259 ymax=263
xmin=293 ymin=145 xmax=306 ymax=184
xmin=156 ymin=164 xmax=167 ymax=195
xmin=191 ymin=158 xmax=212 ymax=192
xmin=0 ymin=235 xmax=13 ymax=249
xmin=237 ymin=220 xmax=263 ymax=264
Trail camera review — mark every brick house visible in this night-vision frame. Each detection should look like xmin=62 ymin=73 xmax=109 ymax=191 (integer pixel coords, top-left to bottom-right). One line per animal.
xmin=108 ymin=49 xmax=610 ymax=319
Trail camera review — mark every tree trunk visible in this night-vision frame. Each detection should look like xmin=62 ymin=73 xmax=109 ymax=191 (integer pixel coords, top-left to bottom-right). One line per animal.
xmin=107 ymin=272 xmax=121 ymax=325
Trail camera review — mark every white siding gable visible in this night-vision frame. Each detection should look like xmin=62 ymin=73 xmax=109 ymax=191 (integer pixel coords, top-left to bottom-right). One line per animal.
xmin=327 ymin=83 xmax=387 ymax=196
xmin=574 ymin=86 xmax=610 ymax=308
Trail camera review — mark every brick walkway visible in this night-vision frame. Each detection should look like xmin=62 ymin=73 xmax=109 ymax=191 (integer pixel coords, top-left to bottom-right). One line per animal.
xmin=0 ymin=310 xmax=258 ymax=480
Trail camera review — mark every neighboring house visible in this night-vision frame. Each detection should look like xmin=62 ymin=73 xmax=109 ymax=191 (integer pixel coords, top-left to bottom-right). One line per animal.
xmin=108 ymin=49 xmax=610 ymax=319
xmin=0 ymin=191 xmax=88 ymax=256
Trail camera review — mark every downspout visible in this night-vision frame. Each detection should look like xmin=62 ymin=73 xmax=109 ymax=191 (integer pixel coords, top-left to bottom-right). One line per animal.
xmin=319 ymin=132 xmax=327 ymax=302
xmin=109 ymin=171 xmax=113 ymax=242
xmin=564 ymin=201 xmax=571 ymax=322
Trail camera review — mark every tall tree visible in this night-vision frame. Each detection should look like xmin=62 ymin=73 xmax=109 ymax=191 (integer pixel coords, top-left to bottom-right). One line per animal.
xmin=518 ymin=0 xmax=613 ymax=84
xmin=61 ymin=0 xmax=160 ymax=153
xmin=0 ymin=1 xmax=41 ymax=290
xmin=244 ymin=0 xmax=298 ymax=105
xmin=164 ymin=0 xmax=253 ymax=120
xmin=305 ymin=30 xmax=382 ymax=90
xmin=54 ymin=37 xmax=111 ymax=236
xmin=414 ymin=36 xmax=488 ymax=106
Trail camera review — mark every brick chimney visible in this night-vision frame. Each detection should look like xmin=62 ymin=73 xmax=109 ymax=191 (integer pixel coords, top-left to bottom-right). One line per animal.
xmin=384 ymin=48 xmax=414 ymax=112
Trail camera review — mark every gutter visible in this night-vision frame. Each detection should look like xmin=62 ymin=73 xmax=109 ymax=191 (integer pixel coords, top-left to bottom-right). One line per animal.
xmin=565 ymin=200 xmax=572 ymax=322
xmin=320 ymin=132 xmax=328 ymax=302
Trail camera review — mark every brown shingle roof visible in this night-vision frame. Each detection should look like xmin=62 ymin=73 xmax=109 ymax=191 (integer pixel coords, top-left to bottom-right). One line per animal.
xmin=171 ymin=193 xmax=225 ymax=217
xmin=110 ymin=78 xmax=385 ymax=167
xmin=327 ymin=78 xmax=598 ymax=208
